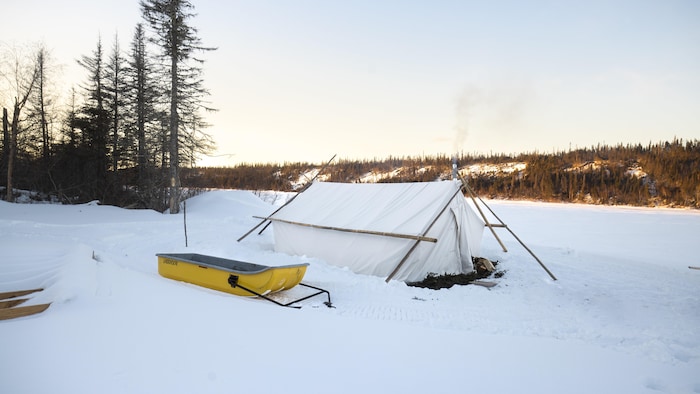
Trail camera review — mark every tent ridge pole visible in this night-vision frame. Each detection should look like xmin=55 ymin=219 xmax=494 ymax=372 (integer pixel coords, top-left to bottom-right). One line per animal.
xmin=251 ymin=216 xmax=438 ymax=243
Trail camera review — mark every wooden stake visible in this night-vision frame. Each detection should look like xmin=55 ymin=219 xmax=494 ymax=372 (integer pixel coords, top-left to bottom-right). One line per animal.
xmin=0 ymin=298 xmax=28 ymax=309
xmin=0 ymin=288 xmax=43 ymax=301
xmin=183 ymin=200 xmax=188 ymax=247
xmin=0 ymin=303 xmax=51 ymax=321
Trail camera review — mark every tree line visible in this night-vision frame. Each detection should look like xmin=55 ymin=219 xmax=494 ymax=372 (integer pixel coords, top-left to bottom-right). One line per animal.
xmin=0 ymin=0 xmax=214 ymax=211
xmin=1 ymin=4 xmax=697 ymax=210
xmin=182 ymin=139 xmax=700 ymax=209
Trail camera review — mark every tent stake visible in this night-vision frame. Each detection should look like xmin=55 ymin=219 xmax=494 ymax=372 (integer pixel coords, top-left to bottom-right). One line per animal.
xmin=385 ymin=187 xmax=463 ymax=282
xmin=183 ymin=200 xmax=188 ymax=247
xmin=460 ymin=174 xmax=557 ymax=281
xmin=237 ymin=154 xmax=336 ymax=242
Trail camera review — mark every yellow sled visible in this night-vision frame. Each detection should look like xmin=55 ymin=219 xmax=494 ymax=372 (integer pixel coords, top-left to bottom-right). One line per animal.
xmin=157 ymin=253 xmax=308 ymax=297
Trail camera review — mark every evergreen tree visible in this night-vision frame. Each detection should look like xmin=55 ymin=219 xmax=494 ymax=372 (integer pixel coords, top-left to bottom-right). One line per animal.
xmin=25 ymin=44 xmax=58 ymax=167
xmin=104 ymin=34 xmax=128 ymax=173
xmin=140 ymin=0 xmax=216 ymax=213
xmin=125 ymin=23 xmax=168 ymax=209
xmin=49 ymin=87 xmax=81 ymax=203
xmin=74 ymin=38 xmax=111 ymax=201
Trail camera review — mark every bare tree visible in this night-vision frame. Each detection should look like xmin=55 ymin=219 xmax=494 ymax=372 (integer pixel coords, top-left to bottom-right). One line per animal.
xmin=25 ymin=44 xmax=59 ymax=168
xmin=2 ymin=108 xmax=8 ymax=181
xmin=1 ymin=45 xmax=38 ymax=202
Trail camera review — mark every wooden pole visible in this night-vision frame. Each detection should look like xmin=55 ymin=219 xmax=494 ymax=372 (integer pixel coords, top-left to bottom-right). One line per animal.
xmin=462 ymin=179 xmax=558 ymax=281
xmin=501 ymin=222 xmax=557 ymax=281
xmin=183 ymin=200 xmax=188 ymax=247
xmin=385 ymin=186 xmax=463 ymax=282
xmin=237 ymin=154 xmax=336 ymax=242
xmin=0 ymin=288 xmax=43 ymax=300
xmin=257 ymin=154 xmax=338 ymax=235
xmin=252 ymin=216 xmax=438 ymax=243
xmin=458 ymin=173 xmax=508 ymax=252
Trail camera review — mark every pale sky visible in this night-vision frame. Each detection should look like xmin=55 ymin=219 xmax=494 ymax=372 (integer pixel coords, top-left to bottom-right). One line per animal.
xmin=2 ymin=0 xmax=699 ymax=166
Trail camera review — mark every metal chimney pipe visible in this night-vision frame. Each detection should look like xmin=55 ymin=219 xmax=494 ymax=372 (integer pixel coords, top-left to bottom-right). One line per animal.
xmin=452 ymin=156 xmax=458 ymax=180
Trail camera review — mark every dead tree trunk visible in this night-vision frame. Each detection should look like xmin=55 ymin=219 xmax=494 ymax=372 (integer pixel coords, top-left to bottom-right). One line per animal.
xmin=2 ymin=108 xmax=8 ymax=200
xmin=168 ymin=47 xmax=180 ymax=214
xmin=5 ymin=103 xmax=21 ymax=202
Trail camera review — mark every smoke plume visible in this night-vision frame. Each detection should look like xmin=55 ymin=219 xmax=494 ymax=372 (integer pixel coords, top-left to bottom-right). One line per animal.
xmin=453 ymin=84 xmax=482 ymax=155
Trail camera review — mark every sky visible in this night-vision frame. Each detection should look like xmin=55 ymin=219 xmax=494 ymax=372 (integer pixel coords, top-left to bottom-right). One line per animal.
xmin=2 ymin=0 xmax=699 ymax=166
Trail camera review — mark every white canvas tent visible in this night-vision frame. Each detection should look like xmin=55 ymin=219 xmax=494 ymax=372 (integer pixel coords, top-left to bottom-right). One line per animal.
xmin=264 ymin=180 xmax=485 ymax=282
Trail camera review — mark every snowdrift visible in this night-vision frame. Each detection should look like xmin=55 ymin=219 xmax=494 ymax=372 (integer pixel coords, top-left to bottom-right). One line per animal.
xmin=1 ymin=191 xmax=699 ymax=394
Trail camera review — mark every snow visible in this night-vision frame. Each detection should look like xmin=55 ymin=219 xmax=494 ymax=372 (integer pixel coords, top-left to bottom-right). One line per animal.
xmin=1 ymin=190 xmax=699 ymax=394
xmin=627 ymin=165 xmax=648 ymax=178
xmin=291 ymin=169 xmax=331 ymax=190
xmin=358 ymin=168 xmax=404 ymax=183
xmin=464 ymin=162 xmax=527 ymax=176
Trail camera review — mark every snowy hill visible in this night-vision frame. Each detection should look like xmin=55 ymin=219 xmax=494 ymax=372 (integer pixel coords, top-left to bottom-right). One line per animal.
xmin=1 ymin=190 xmax=699 ymax=393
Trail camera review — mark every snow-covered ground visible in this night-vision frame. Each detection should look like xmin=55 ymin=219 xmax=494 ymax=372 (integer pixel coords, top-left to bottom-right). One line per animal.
xmin=464 ymin=161 xmax=527 ymax=176
xmin=1 ymin=190 xmax=699 ymax=394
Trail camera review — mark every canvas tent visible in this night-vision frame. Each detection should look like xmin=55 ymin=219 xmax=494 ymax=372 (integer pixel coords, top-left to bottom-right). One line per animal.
xmin=263 ymin=180 xmax=485 ymax=282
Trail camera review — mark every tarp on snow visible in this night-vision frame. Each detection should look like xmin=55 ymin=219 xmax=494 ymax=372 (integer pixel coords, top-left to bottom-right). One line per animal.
xmin=269 ymin=180 xmax=485 ymax=282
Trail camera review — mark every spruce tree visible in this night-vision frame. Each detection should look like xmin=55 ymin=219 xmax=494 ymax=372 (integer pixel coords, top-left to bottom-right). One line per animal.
xmin=25 ymin=45 xmax=57 ymax=167
xmin=104 ymin=34 xmax=128 ymax=174
xmin=74 ymin=37 xmax=111 ymax=201
xmin=125 ymin=22 xmax=167 ymax=209
xmin=140 ymin=0 xmax=215 ymax=213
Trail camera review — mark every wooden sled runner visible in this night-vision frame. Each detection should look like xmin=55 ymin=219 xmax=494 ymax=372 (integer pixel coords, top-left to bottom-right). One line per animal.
xmin=0 ymin=288 xmax=51 ymax=321
xmin=0 ymin=288 xmax=43 ymax=300
xmin=157 ymin=253 xmax=332 ymax=308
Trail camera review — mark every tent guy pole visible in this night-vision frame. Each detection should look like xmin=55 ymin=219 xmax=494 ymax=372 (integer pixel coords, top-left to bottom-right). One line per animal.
xmin=237 ymin=154 xmax=336 ymax=242
xmin=385 ymin=186 xmax=463 ymax=282
xmin=459 ymin=174 xmax=557 ymax=281
xmin=458 ymin=173 xmax=508 ymax=252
